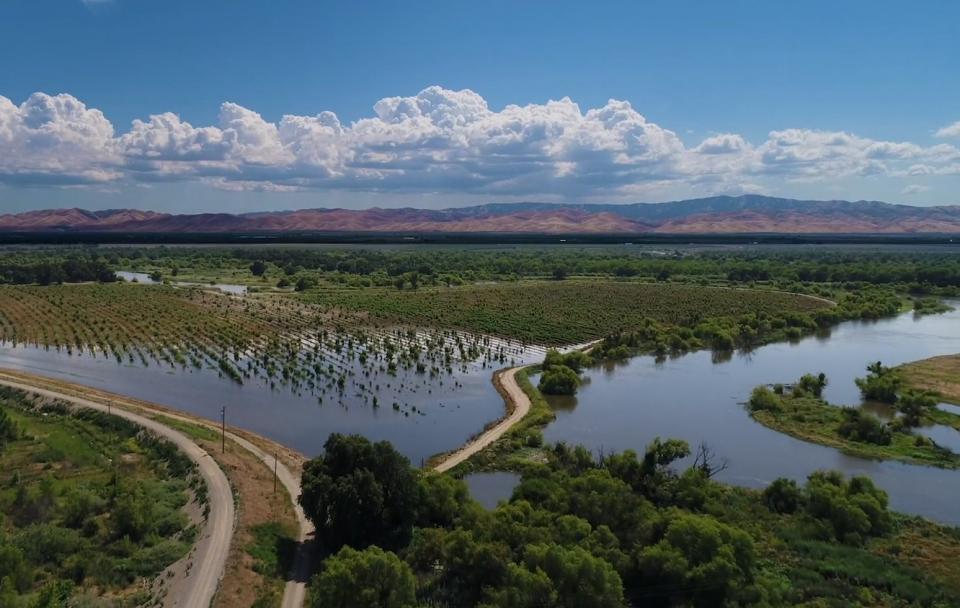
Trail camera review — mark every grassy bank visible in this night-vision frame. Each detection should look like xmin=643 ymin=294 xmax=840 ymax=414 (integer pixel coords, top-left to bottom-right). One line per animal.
xmin=748 ymin=389 xmax=960 ymax=469
xmin=899 ymin=354 xmax=960 ymax=405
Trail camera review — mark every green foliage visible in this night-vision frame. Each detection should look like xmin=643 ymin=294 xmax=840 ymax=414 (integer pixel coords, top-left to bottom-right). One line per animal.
xmin=246 ymin=522 xmax=297 ymax=579
xmin=538 ymin=365 xmax=581 ymax=396
xmin=297 ymin=431 xmax=960 ymax=607
xmin=913 ymin=296 xmax=952 ymax=315
xmin=416 ymin=474 xmax=473 ymax=529
xmin=636 ymin=512 xmax=756 ymax=607
xmin=855 ymin=361 xmax=901 ymax=403
xmin=0 ymin=254 xmax=116 ymax=286
xmin=249 ymin=259 xmax=268 ymax=277
xmin=749 ymin=371 xmax=960 ymax=468
xmin=299 ymin=433 xmax=419 ymax=550
xmin=521 ymin=543 xmax=624 ymax=608
xmin=0 ymin=393 xmax=192 ymax=604
xmin=0 ymin=408 xmax=17 ymax=451
xmin=762 ymin=478 xmax=802 ymax=514
xmin=897 ymin=389 xmax=938 ymax=427
xmin=837 ymin=408 xmax=893 ymax=445
xmin=310 ymin=545 xmax=416 ymax=608
xmin=792 ymin=372 xmax=827 ymax=398
xmin=804 ymin=471 xmax=892 ymax=545
xmin=748 ymin=386 xmax=780 ymax=412
xmin=302 ymin=281 xmax=828 ymax=345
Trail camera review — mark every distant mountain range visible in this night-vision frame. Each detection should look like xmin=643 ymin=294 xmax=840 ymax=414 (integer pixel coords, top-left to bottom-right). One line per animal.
xmin=3 ymin=195 xmax=960 ymax=234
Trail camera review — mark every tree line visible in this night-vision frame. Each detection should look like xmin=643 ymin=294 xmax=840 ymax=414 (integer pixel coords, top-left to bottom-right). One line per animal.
xmin=296 ymin=433 xmax=956 ymax=608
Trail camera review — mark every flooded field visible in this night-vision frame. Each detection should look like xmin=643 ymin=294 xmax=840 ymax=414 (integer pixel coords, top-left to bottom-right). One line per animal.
xmin=0 ymin=328 xmax=543 ymax=464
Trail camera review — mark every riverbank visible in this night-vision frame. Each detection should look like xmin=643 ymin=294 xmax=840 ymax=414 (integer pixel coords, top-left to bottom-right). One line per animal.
xmin=900 ymin=354 xmax=960 ymax=405
xmin=0 ymin=368 xmax=313 ymax=608
xmin=748 ymin=390 xmax=960 ymax=469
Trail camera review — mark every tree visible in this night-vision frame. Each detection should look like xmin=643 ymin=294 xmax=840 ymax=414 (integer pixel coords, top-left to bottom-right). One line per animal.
xmin=482 ymin=562 xmax=557 ymax=608
xmin=793 ymin=372 xmax=827 ymax=398
xmin=299 ymin=434 xmax=419 ymax=550
xmin=762 ymin=478 xmax=802 ymax=514
xmin=0 ymin=408 xmax=17 ymax=451
xmin=804 ymin=471 xmax=891 ymax=544
xmin=249 ymin=260 xmax=268 ymax=277
xmin=538 ymin=365 xmax=580 ymax=395
xmin=837 ymin=408 xmax=892 ymax=444
xmin=748 ymin=386 xmax=780 ymax=412
xmin=522 ymin=544 xmax=624 ymax=608
xmin=552 ymin=267 xmax=568 ymax=281
xmin=416 ymin=474 xmax=472 ymax=528
xmin=295 ymin=276 xmax=318 ymax=292
xmin=896 ymin=389 xmax=937 ymax=427
xmin=636 ymin=513 xmax=755 ymax=607
xmin=310 ymin=546 xmax=416 ymax=608
xmin=855 ymin=362 xmax=901 ymax=403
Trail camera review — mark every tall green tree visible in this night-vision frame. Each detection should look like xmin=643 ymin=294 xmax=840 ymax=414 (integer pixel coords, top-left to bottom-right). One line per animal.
xmin=310 ymin=546 xmax=416 ymax=608
xmin=299 ymin=434 xmax=419 ymax=550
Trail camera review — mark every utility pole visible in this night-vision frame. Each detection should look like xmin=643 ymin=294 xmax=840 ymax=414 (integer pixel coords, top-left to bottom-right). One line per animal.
xmin=273 ymin=452 xmax=278 ymax=494
xmin=220 ymin=405 xmax=226 ymax=453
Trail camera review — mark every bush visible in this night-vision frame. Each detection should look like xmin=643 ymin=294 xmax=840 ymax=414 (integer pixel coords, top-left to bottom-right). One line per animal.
xmin=310 ymin=545 xmax=416 ymax=608
xmin=837 ymin=408 xmax=892 ymax=445
xmin=792 ymin=373 xmax=827 ymax=398
xmin=748 ymin=386 xmax=781 ymax=412
xmin=897 ymin=389 xmax=937 ymax=427
xmin=855 ymin=362 xmax=901 ymax=403
xmin=539 ymin=366 xmax=581 ymax=395
xmin=763 ymin=478 xmax=803 ymax=514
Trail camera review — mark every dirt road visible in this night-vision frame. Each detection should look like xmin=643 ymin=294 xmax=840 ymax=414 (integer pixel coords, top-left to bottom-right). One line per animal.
xmin=433 ymin=364 xmax=531 ymax=473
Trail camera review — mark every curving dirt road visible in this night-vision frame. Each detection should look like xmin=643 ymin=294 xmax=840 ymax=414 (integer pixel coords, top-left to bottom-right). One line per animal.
xmin=433 ymin=364 xmax=531 ymax=473
xmin=433 ymin=339 xmax=603 ymax=474
xmin=0 ymin=374 xmax=234 ymax=608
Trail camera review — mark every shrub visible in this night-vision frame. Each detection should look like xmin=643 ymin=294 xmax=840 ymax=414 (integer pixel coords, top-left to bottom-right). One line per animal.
xmin=539 ymin=366 xmax=581 ymax=395
xmin=310 ymin=545 xmax=416 ymax=608
xmin=837 ymin=409 xmax=892 ymax=445
xmin=763 ymin=478 xmax=803 ymax=514
xmin=748 ymin=386 xmax=781 ymax=412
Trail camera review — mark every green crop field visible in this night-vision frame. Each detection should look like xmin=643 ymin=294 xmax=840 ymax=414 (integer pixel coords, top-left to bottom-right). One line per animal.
xmin=300 ymin=280 xmax=830 ymax=344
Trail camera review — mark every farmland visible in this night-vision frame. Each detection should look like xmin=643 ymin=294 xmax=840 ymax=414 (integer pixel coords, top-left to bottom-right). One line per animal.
xmin=300 ymin=281 xmax=830 ymax=345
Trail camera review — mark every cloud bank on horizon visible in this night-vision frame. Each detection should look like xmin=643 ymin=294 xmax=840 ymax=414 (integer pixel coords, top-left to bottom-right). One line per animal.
xmin=1 ymin=86 xmax=959 ymax=202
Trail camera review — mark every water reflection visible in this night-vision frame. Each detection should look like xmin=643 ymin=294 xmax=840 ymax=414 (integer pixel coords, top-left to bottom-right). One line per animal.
xmin=543 ymin=303 xmax=960 ymax=524
xmin=116 ymin=271 xmax=249 ymax=295
xmin=463 ymin=472 xmax=520 ymax=509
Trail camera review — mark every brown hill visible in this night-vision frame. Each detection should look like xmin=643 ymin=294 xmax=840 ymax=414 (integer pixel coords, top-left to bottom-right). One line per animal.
xmin=2 ymin=196 xmax=959 ymax=234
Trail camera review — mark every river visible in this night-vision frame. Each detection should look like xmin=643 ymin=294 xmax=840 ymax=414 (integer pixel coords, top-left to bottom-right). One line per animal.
xmin=540 ymin=303 xmax=960 ymax=524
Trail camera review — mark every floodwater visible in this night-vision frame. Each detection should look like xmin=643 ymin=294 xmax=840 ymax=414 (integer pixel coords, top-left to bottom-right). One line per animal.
xmin=463 ymin=471 xmax=521 ymax=509
xmin=542 ymin=303 xmax=960 ymax=524
xmin=116 ymin=271 xmax=248 ymax=295
xmin=0 ymin=332 xmax=542 ymax=465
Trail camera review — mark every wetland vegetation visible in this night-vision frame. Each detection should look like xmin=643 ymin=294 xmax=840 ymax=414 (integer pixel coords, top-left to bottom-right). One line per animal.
xmin=0 ymin=386 xmax=198 ymax=606
xmin=298 ymin=433 xmax=960 ymax=608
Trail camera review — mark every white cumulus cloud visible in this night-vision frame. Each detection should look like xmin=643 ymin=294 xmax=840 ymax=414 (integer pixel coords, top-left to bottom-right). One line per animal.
xmin=0 ymin=86 xmax=958 ymax=198
xmin=935 ymin=121 xmax=960 ymax=139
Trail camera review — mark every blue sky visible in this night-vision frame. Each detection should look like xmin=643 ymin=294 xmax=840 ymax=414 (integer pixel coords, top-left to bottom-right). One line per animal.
xmin=1 ymin=0 xmax=958 ymax=212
